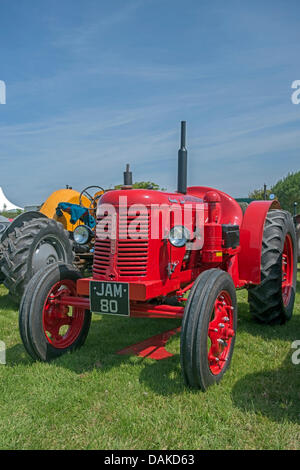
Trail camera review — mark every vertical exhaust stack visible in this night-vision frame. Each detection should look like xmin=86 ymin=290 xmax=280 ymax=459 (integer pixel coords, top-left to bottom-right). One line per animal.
xmin=123 ymin=163 xmax=133 ymax=187
xmin=177 ymin=121 xmax=187 ymax=194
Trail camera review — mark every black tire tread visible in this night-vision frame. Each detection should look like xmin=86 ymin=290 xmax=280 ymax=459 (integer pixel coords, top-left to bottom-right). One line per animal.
xmin=19 ymin=262 xmax=91 ymax=361
xmin=0 ymin=217 xmax=74 ymax=301
xmin=180 ymin=269 xmax=237 ymax=390
xmin=248 ymin=210 xmax=297 ymax=324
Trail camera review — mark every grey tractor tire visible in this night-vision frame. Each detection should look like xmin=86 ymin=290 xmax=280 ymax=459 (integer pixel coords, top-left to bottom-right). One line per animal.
xmin=248 ymin=210 xmax=297 ymax=325
xmin=0 ymin=250 xmax=4 ymax=283
xmin=238 ymin=202 xmax=248 ymax=215
xmin=296 ymin=222 xmax=300 ymax=262
xmin=0 ymin=217 xmax=74 ymax=302
xmin=0 ymin=226 xmax=9 ymax=284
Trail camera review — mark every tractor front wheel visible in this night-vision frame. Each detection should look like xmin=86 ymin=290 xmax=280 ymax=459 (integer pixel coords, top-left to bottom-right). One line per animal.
xmin=19 ymin=263 xmax=91 ymax=361
xmin=180 ymin=269 xmax=237 ymax=391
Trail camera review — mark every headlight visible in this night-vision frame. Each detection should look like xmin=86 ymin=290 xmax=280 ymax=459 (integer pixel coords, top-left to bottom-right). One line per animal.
xmin=168 ymin=226 xmax=190 ymax=247
xmin=73 ymin=225 xmax=93 ymax=245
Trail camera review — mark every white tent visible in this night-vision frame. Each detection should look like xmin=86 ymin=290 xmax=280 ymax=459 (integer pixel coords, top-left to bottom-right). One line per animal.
xmin=0 ymin=187 xmax=23 ymax=211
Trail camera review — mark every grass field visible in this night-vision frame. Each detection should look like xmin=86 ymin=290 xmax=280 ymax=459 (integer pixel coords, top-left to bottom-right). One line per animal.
xmin=0 ymin=271 xmax=299 ymax=450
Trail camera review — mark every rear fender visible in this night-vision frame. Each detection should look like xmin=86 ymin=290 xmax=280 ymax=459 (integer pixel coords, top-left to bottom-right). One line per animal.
xmin=0 ymin=211 xmax=47 ymax=242
xmin=40 ymin=189 xmax=90 ymax=231
xmin=238 ymin=200 xmax=281 ymax=284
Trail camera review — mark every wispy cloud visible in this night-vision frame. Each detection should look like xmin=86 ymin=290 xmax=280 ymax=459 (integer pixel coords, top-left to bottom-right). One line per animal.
xmin=1 ymin=0 xmax=300 ymax=207
xmin=49 ymin=0 xmax=144 ymax=53
xmin=1 ymin=90 xmax=299 ymax=205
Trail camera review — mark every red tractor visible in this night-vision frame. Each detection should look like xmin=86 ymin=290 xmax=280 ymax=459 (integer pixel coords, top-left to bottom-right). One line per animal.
xmin=19 ymin=122 xmax=297 ymax=391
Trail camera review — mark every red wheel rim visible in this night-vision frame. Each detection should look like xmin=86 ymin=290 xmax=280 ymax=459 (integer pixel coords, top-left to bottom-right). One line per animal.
xmin=207 ymin=290 xmax=235 ymax=375
xmin=282 ymin=234 xmax=294 ymax=307
xmin=42 ymin=280 xmax=85 ymax=349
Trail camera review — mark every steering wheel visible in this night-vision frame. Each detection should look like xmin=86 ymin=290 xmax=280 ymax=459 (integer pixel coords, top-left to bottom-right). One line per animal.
xmin=79 ymin=185 xmax=105 ymax=214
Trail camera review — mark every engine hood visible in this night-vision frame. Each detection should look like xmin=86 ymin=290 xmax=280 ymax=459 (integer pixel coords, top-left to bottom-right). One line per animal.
xmin=98 ymin=189 xmax=203 ymax=207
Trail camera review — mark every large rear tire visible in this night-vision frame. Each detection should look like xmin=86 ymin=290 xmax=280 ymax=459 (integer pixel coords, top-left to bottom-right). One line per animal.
xmin=238 ymin=202 xmax=248 ymax=215
xmin=180 ymin=269 xmax=237 ymax=391
xmin=248 ymin=210 xmax=297 ymax=324
xmin=296 ymin=221 xmax=300 ymax=262
xmin=0 ymin=244 xmax=4 ymax=283
xmin=0 ymin=222 xmax=10 ymax=284
xmin=19 ymin=263 xmax=91 ymax=361
xmin=0 ymin=217 xmax=74 ymax=302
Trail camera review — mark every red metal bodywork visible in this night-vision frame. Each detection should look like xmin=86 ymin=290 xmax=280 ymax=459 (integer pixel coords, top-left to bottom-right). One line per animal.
xmin=23 ymin=120 xmax=292 ymax=376
xmin=117 ymin=327 xmax=181 ymax=360
xmin=69 ymin=186 xmax=281 ymax=320
xmin=238 ymin=199 xmax=280 ymax=284
xmin=85 ymin=188 xmax=204 ymax=301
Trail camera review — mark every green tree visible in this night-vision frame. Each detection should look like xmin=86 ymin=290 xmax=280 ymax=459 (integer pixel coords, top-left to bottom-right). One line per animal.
xmin=271 ymin=172 xmax=300 ymax=213
xmin=248 ymin=187 xmax=272 ymax=201
xmin=0 ymin=209 xmax=23 ymax=219
xmin=249 ymin=171 xmax=300 ymax=213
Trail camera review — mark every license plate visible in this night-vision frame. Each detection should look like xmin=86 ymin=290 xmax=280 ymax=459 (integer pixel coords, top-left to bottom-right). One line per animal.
xmin=89 ymin=281 xmax=130 ymax=316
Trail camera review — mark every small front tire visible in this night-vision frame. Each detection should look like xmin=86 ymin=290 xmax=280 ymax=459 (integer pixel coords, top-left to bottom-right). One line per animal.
xmin=19 ymin=263 xmax=91 ymax=361
xmin=180 ymin=269 xmax=237 ymax=391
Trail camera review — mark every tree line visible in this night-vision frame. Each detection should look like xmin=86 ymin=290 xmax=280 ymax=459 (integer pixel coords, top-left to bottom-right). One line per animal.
xmin=249 ymin=171 xmax=300 ymax=214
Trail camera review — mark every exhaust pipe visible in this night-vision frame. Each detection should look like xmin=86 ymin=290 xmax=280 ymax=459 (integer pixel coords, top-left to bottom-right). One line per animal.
xmin=177 ymin=121 xmax=187 ymax=194
xmin=123 ymin=163 xmax=133 ymax=186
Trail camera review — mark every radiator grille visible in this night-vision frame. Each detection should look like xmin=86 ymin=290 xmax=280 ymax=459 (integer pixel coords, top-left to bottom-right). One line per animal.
xmin=93 ymin=214 xmax=113 ymax=276
xmin=93 ymin=239 xmax=111 ymax=275
xmin=118 ymin=209 xmax=149 ymax=277
xmin=93 ymin=209 xmax=149 ymax=278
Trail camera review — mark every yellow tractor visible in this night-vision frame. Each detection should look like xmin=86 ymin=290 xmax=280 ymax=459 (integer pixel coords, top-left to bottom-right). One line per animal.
xmin=0 ymin=185 xmax=105 ymax=301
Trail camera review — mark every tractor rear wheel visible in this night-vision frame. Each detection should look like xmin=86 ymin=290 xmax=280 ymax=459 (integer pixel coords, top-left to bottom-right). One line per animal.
xmin=0 ymin=260 xmax=4 ymax=283
xmin=296 ymin=221 xmax=300 ymax=262
xmin=238 ymin=202 xmax=248 ymax=215
xmin=0 ymin=245 xmax=4 ymax=283
xmin=19 ymin=263 xmax=91 ymax=361
xmin=180 ymin=269 xmax=237 ymax=391
xmin=0 ymin=217 xmax=74 ymax=302
xmin=0 ymin=222 xmax=10 ymax=284
xmin=248 ymin=210 xmax=297 ymax=324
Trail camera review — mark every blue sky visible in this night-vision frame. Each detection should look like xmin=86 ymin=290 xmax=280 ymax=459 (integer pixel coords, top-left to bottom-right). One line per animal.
xmin=0 ymin=0 xmax=300 ymax=206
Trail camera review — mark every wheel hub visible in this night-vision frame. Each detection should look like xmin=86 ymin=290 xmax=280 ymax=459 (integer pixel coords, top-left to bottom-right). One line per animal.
xmin=42 ymin=280 xmax=85 ymax=349
xmin=32 ymin=238 xmax=63 ymax=273
xmin=208 ymin=291 xmax=235 ymax=375
xmin=282 ymin=234 xmax=293 ymax=307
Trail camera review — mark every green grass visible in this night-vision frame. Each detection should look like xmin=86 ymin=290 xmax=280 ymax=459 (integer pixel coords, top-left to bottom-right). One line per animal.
xmin=0 ymin=272 xmax=299 ymax=450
